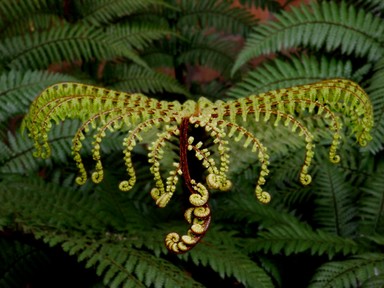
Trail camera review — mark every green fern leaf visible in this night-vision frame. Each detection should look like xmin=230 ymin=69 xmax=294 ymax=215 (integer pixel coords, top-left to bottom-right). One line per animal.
xmin=0 ymin=23 xmax=147 ymax=69
xmin=313 ymin=162 xmax=358 ymax=237
xmin=1 ymin=14 xmax=63 ymax=38
xmin=178 ymin=30 xmax=239 ymax=77
xmin=309 ymin=253 xmax=384 ymax=288
xmin=76 ymin=0 xmax=173 ymax=26
xmin=243 ymin=222 xmax=359 ymax=258
xmin=179 ymin=229 xmax=274 ymax=287
xmin=232 ymin=1 xmax=384 ymax=73
xmin=359 ymin=162 xmax=384 ymax=234
xmin=106 ymin=22 xmax=175 ymax=51
xmin=0 ymin=176 xmax=109 ymax=232
xmin=348 ymin=0 xmax=384 ymax=13
xmin=177 ymin=0 xmax=257 ymax=35
xmin=39 ymin=232 xmax=205 ymax=288
xmin=0 ymin=0 xmax=62 ymax=30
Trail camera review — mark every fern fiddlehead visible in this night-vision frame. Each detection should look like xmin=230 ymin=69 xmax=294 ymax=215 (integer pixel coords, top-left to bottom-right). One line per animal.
xmin=22 ymin=79 xmax=373 ymax=253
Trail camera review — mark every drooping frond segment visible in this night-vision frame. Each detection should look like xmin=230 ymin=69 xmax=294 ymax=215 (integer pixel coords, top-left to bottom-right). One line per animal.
xmin=232 ymin=1 xmax=384 ymax=73
xmin=23 ymin=79 xmax=373 ymax=253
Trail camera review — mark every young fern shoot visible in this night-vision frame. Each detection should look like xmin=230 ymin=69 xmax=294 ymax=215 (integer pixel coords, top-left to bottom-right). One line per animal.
xmin=22 ymin=79 xmax=374 ymax=253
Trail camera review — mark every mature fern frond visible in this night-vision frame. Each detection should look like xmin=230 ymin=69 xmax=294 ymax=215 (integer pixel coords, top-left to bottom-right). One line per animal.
xmin=227 ymin=56 xmax=355 ymax=98
xmin=359 ymin=162 xmax=384 ymax=235
xmin=232 ymin=1 xmax=384 ymax=73
xmin=0 ymin=176 xmax=109 ymax=232
xmin=0 ymin=23 xmax=147 ymax=69
xmin=178 ymin=31 xmax=239 ymax=77
xmin=179 ymin=229 xmax=275 ymax=287
xmin=0 ymin=70 xmax=79 ymax=122
xmin=347 ymin=0 xmax=384 ymax=13
xmin=37 ymin=232 xmax=205 ymax=288
xmin=0 ymin=0 xmax=62 ymax=30
xmin=313 ymin=162 xmax=358 ymax=237
xmin=105 ymin=22 xmax=175 ymax=51
xmin=76 ymin=0 xmax=173 ymax=26
xmin=176 ymin=0 xmax=258 ymax=35
xmin=242 ymin=222 xmax=360 ymax=258
xmin=103 ymin=64 xmax=190 ymax=97
xmin=0 ymin=14 xmax=63 ymax=38
xmin=309 ymin=253 xmax=384 ymax=288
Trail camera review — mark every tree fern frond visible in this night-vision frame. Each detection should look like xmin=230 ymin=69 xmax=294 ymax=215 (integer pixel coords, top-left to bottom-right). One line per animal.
xmin=0 ymin=23 xmax=147 ymax=69
xmin=177 ymin=0 xmax=257 ymax=35
xmin=309 ymin=253 xmax=384 ymax=288
xmin=0 ymin=70 xmax=79 ymax=122
xmin=103 ymin=64 xmax=190 ymax=97
xmin=179 ymin=229 xmax=274 ymax=288
xmin=243 ymin=222 xmax=360 ymax=258
xmin=178 ymin=31 xmax=239 ymax=76
xmin=76 ymin=0 xmax=173 ymax=26
xmin=38 ymin=232 xmax=205 ymax=288
xmin=0 ymin=178 xmax=111 ymax=237
xmin=106 ymin=22 xmax=175 ymax=51
xmin=359 ymin=162 xmax=384 ymax=234
xmin=0 ymin=14 xmax=63 ymax=38
xmin=21 ymin=79 xmax=374 ymax=252
xmin=0 ymin=0 xmax=62 ymax=31
xmin=347 ymin=0 xmax=384 ymax=13
xmin=227 ymin=56 xmax=355 ymax=98
xmin=313 ymin=162 xmax=358 ymax=237
xmin=232 ymin=1 xmax=384 ymax=73
xmin=217 ymin=191 xmax=297 ymax=227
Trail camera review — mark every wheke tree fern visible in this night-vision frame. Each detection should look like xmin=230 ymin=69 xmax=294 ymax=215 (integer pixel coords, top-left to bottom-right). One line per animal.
xmin=21 ymin=78 xmax=373 ymax=253
xmin=2 ymin=0 xmax=384 ymax=287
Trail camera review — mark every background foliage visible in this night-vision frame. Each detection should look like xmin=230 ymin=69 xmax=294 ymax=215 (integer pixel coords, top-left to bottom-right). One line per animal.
xmin=1 ymin=0 xmax=384 ymax=287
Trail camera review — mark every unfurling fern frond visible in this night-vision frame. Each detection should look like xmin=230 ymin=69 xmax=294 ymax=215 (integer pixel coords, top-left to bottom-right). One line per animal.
xmin=232 ymin=1 xmax=384 ymax=73
xmin=309 ymin=253 xmax=384 ymax=288
xmin=22 ymin=79 xmax=373 ymax=252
